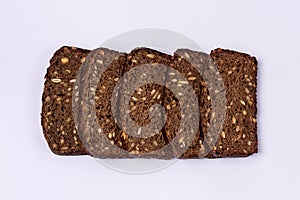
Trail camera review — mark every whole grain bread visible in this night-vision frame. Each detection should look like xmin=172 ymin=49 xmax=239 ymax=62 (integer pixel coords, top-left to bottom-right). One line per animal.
xmin=41 ymin=46 xmax=258 ymax=158
xmin=41 ymin=46 xmax=90 ymax=155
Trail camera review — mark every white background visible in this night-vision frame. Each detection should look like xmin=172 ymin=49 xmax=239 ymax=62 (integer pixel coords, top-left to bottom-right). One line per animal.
xmin=0 ymin=0 xmax=299 ymax=199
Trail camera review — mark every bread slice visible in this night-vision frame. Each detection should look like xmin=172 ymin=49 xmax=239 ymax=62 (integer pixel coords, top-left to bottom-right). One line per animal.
xmin=205 ymin=48 xmax=258 ymax=157
xmin=41 ymin=46 xmax=90 ymax=155
xmin=74 ymin=48 xmax=130 ymax=158
xmin=117 ymin=48 xmax=173 ymax=158
xmin=162 ymin=50 xmax=208 ymax=158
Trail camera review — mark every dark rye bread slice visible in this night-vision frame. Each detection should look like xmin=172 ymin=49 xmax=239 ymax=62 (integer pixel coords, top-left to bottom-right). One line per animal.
xmin=203 ymin=48 xmax=258 ymax=157
xmin=174 ymin=49 xmax=219 ymax=158
xmin=74 ymin=48 xmax=132 ymax=158
xmin=117 ymin=48 xmax=174 ymax=158
xmin=162 ymin=51 xmax=208 ymax=158
xmin=41 ymin=46 xmax=90 ymax=155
